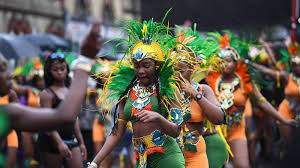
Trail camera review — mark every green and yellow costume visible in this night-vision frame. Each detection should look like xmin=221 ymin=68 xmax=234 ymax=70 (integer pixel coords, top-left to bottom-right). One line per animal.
xmin=98 ymin=12 xmax=187 ymax=168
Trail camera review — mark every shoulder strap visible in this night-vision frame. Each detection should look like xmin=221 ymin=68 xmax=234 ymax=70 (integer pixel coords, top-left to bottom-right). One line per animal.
xmin=46 ymin=88 xmax=61 ymax=103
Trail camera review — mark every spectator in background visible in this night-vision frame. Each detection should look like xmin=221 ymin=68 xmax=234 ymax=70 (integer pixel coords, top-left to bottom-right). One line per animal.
xmin=46 ymin=21 xmax=64 ymax=38
xmin=38 ymin=53 xmax=87 ymax=168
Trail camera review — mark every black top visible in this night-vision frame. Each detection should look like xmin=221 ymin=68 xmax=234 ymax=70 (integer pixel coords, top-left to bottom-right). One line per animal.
xmin=47 ymin=88 xmax=75 ymax=140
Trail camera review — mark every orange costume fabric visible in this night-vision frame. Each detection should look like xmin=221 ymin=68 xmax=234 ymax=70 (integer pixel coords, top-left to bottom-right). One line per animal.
xmin=279 ymin=74 xmax=299 ymax=120
xmin=0 ymin=95 xmax=19 ymax=148
xmin=183 ymin=136 xmax=208 ymax=168
xmin=244 ymin=98 xmax=253 ymax=117
xmin=206 ymin=61 xmax=253 ymax=142
xmin=92 ymin=117 xmax=105 ymax=142
xmin=27 ymin=89 xmax=40 ymax=107
xmin=7 ymin=130 xmax=19 ymax=148
xmin=183 ymin=84 xmax=209 ymax=168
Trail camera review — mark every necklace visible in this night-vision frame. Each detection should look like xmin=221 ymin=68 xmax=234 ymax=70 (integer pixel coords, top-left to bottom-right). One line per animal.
xmin=292 ymin=73 xmax=300 ymax=95
xmin=132 ymin=83 xmax=155 ymax=111
xmin=218 ymin=76 xmax=240 ymax=110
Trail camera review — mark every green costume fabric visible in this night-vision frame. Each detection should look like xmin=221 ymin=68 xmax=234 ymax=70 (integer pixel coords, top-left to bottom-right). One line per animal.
xmin=123 ymin=89 xmax=168 ymax=121
xmin=0 ymin=106 xmax=10 ymax=167
xmin=134 ymin=136 xmax=185 ymax=168
xmin=123 ymin=86 xmax=185 ymax=168
xmin=204 ymin=134 xmax=227 ymax=168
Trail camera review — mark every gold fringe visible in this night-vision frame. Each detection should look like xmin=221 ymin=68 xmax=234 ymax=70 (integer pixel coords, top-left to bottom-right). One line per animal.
xmin=215 ymin=125 xmax=234 ymax=160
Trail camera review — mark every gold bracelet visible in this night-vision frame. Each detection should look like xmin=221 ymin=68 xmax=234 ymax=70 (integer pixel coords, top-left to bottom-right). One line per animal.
xmin=118 ymin=118 xmax=127 ymax=122
xmin=258 ymin=97 xmax=266 ymax=102
xmin=276 ymin=71 xmax=280 ymax=88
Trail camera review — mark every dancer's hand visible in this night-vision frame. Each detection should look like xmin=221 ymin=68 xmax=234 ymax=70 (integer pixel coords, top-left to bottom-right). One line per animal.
xmin=80 ymin=21 xmax=102 ymax=59
xmin=178 ymin=76 xmax=198 ymax=99
xmin=282 ymin=119 xmax=298 ymax=127
xmin=80 ymin=143 xmax=87 ymax=160
xmin=58 ymin=143 xmax=72 ymax=159
xmin=180 ymin=81 xmax=199 ymax=99
xmin=136 ymin=110 xmax=162 ymax=122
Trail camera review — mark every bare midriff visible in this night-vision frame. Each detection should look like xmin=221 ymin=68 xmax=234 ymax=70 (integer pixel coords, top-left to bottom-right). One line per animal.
xmin=186 ymin=122 xmax=204 ymax=135
xmin=132 ymin=120 xmax=164 ymax=138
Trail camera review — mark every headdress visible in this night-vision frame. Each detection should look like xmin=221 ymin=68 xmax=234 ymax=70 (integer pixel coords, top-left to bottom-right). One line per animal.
xmin=167 ymin=25 xmax=223 ymax=82
xmin=208 ymin=31 xmax=251 ymax=61
xmin=98 ymin=10 xmax=181 ymax=115
xmin=279 ymin=42 xmax=300 ymax=71
xmin=20 ymin=58 xmax=44 ymax=77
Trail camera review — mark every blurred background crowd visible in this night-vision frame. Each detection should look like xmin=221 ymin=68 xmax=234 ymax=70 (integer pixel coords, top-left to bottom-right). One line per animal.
xmin=0 ymin=0 xmax=299 ymax=168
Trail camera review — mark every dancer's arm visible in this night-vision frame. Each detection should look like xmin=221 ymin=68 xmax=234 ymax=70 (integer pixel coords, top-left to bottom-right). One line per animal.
xmin=89 ymin=101 xmax=127 ymax=167
xmin=252 ymin=85 xmax=297 ymax=126
xmin=181 ymin=82 xmax=224 ymax=124
xmin=6 ymin=21 xmax=101 ymax=131
xmin=137 ymin=90 xmax=184 ymax=138
xmin=249 ymin=62 xmax=289 ymax=82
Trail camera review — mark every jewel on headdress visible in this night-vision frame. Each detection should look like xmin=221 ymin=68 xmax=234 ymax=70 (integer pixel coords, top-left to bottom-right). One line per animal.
xmin=133 ymin=47 xmax=145 ymax=60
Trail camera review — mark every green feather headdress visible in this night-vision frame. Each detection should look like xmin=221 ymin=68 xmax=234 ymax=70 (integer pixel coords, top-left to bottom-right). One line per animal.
xmin=208 ymin=31 xmax=269 ymax=87
xmin=166 ymin=24 xmax=223 ymax=82
xmin=97 ymin=10 xmax=182 ymax=114
xmin=277 ymin=42 xmax=300 ymax=72
xmin=207 ymin=30 xmax=254 ymax=61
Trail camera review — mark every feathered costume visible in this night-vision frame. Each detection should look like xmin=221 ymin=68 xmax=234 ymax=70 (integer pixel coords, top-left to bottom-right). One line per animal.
xmin=168 ymin=26 xmax=231 ymax=168
xmin=97 ymin=12 xmax=187 ymax=168
xmin=206 ymin=31 xmax=256 ymax=143
xmin=278 ymin=42 xmax=300 ymax=123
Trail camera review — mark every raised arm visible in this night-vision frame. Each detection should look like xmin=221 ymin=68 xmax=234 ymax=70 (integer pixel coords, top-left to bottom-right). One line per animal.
xmin=262 ymin=42 xmax=277 ymax=66
xmin=6 ymin=69 xmax=89 ymax=131
xmin=89 ymin=101 xmax=127 ymax=167
xmin=249 ymin=61 xmax=289 ymax=82
xmin=251 ymin=84 xmax=297 ymax=127
xmin=6 ymin=21 xmax=102 ymax=132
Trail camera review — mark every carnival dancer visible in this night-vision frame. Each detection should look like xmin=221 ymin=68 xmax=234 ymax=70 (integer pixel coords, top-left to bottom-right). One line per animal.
xmin=247 ymin=42 xmax=300 ymax=156
xmin=206 ymin=32 xmax=297 ymax=168
xmin=88 ymin=16 xmax=188 ymax=168
xmin=168 ymin=26 xmax=228 ymax=168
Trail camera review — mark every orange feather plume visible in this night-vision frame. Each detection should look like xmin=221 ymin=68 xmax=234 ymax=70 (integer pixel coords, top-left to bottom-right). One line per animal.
xmin=33 ymin=59 xmax=43 ymax=70
xmin=288 ymin=42 xmax=299 ymax=55
xmin=176 ymin=30 xmax=186 ymax=43
xmin=218 ymin=34 xmax=230 ymax=49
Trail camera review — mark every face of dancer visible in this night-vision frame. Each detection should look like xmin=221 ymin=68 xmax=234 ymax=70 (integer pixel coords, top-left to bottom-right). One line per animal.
xmin=222 ymin=56 xmax=237 ymax=75
xmin=174 ymin=62 xmax=192 ymax=81
xmin=133 ymin=58 xmax=158 ymax=87
xmin=0 ymin=56 xmax=13 ymax=96
xmin=50 ymin=60 xmax=68 ymax=83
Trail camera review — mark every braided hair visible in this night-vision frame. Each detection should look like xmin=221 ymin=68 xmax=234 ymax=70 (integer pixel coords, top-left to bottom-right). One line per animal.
xmin=112 ymin=76 xmax=137 ymax=127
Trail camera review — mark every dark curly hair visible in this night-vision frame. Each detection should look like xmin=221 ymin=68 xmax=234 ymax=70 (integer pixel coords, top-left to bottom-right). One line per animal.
xmin=44 ymin=57 xmax=70 ymax=88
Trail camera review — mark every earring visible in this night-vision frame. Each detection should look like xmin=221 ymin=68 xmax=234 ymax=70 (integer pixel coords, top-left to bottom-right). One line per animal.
xmin=155 ymin=65 xmax=159 ymax=70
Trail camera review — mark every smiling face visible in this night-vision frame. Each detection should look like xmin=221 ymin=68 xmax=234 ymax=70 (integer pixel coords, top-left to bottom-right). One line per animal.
xmin=0 ymin=56 xmax=13 ymax=96
xmin=133 ymin=58 xmax=158 ymax=87
xmin=222 ymin=56 xmax=237 ymax=75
